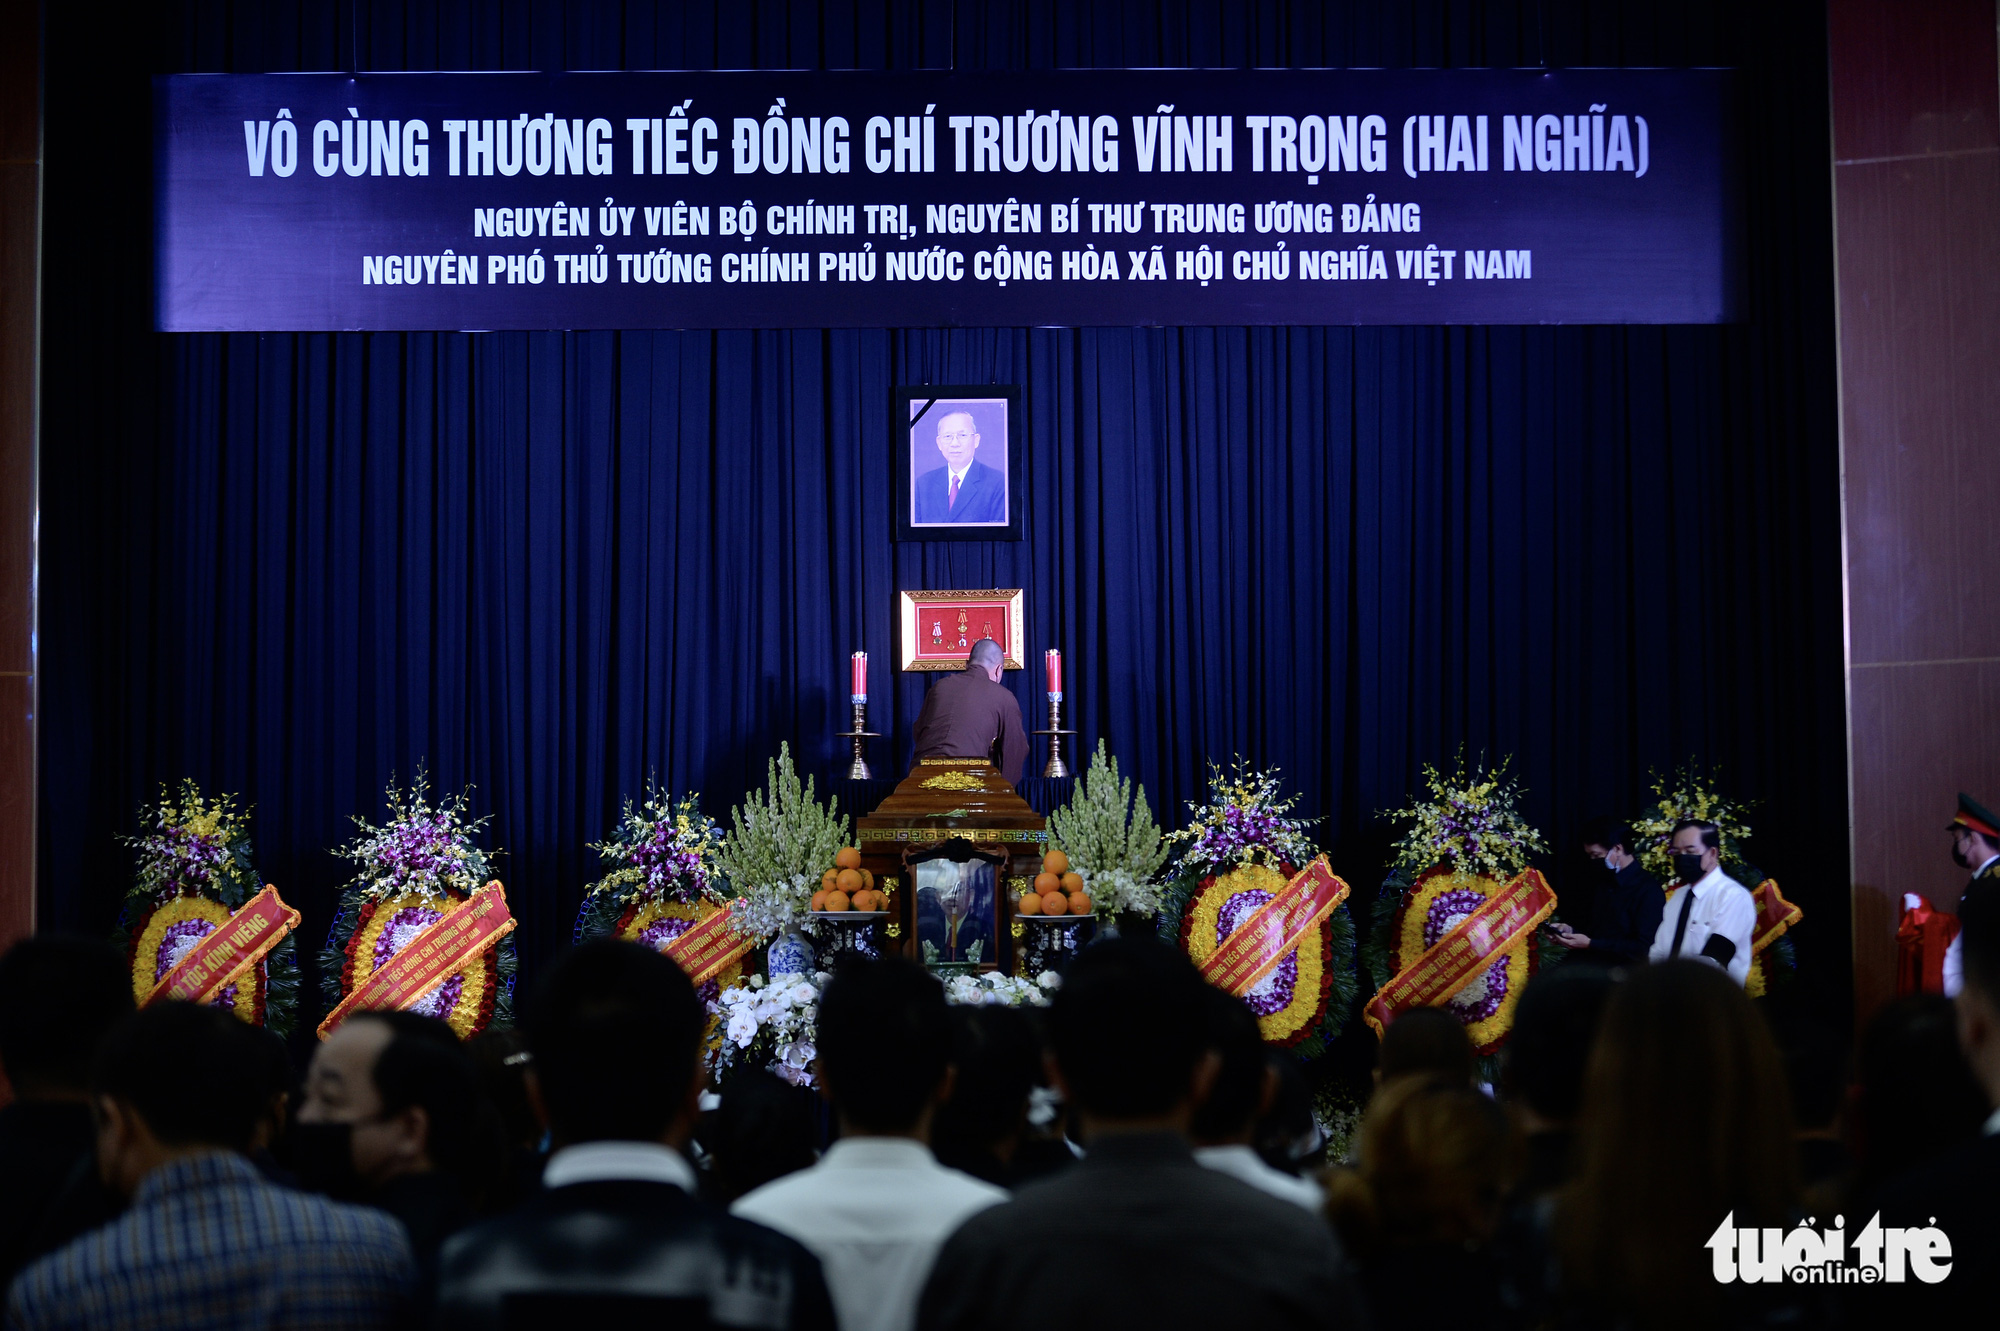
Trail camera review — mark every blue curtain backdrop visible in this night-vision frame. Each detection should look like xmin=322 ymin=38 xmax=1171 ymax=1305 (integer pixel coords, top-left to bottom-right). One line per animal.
xmin=38 ymin=1 xmax=1848 ymax=1018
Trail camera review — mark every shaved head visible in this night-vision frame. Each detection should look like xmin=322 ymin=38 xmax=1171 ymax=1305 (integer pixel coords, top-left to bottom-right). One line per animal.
xmin=967 ymin=638 xmax=1003 ymax=671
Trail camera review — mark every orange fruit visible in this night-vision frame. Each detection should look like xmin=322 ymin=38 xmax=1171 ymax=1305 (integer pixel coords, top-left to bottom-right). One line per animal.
xmin=825 ymin=890 xmax=851 ymax=912
xmin=836 ymin=868 xmax=863 ymax=892
xmin=860 ymin=869 xmax=875 ymax=891
xmin=1068 ymin=890 xmax=1092 ymax=915
xmin=1043 ymin=849 xmax=1071 ymax=875
xmin=1034 ymin=872 xmax=1060 ymax=895
xmin=821 ymin=869 xmax=840 ymax=892
xmin=835 ymin=847 xmax=862 ymax=870
xmin=811 ymin=890 xmax=829 ymax=911
xmin=1017 ymin=892 xmax=1042 ymax=915
xmin=1060 ymin=872 xmax=1083 ymax=895
xmin=1040 ymin=891 xmax=1069 ymax=916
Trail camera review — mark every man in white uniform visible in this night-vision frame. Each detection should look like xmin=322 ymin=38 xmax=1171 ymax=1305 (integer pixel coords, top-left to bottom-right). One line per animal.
xmin=1647 ymin=818 xmax=1756 ymax=987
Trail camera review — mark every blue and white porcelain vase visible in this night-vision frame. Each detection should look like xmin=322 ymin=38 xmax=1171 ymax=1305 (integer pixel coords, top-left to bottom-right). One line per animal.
xmin=767 ymin=928 xmax=817 ymax=979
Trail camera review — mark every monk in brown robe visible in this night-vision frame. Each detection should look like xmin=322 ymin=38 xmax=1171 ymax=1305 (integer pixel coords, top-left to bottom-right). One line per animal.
xmin=911 ymin=638 xmax=1030 ymax=785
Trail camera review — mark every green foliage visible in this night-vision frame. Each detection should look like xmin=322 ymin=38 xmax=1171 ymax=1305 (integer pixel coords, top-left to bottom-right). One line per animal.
xmin=715 ymin=743 xmax=851 ymax=921
xmin=1049 ymin=741 xmax=1169 ymax=916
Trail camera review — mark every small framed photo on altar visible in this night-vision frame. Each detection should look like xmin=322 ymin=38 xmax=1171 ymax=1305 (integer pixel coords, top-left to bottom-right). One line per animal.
xmin=908 ymin=846 xmax=1005 ymax=971
xmin=899 ymin=588 xmax=1024 ymax=672
xmin=893 ymin=385 xmax=1024 ymax=542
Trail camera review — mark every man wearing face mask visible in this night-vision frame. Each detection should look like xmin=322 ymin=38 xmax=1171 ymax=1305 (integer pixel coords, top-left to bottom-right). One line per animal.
xmin=1549 ymin=818 xmax=1665 ymax=967
xmin=1647 ymin=818 xmax=1757 ymax=987
xmin=1940 ymin=792 xmax=2000 ymax=997
xmin=294 ymin=1010 xmax=487 ymax=1287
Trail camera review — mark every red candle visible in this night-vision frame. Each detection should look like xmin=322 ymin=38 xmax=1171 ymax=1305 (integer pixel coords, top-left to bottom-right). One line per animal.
xmin=851 ymin=651 xmax=867 ymax=701
xmin=1045 ymin=649 xmax=1062 ymax=695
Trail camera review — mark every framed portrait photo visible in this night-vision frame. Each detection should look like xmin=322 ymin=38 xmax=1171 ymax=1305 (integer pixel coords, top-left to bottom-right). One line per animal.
xmin=893 ymin=385 xmax=1024 ymax=542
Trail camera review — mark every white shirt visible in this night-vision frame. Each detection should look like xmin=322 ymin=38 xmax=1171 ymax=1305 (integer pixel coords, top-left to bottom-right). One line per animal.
xmin=1193 ymin=1144 xmax=1324 ymax=1212
xmin=542 ymin=1140 xmax=699 ymax=1190
xmin=1941 ymin=854 xmax=2000 ymax=998
xmin=731 ymin=1137 xmax=1006 ymax=1331
xmin=1648 ymin=866 xmax=1756 ymax=987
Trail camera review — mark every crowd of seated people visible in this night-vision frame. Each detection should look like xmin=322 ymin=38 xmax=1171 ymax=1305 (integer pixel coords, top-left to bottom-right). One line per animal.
xmin=1 ymin=901 xmax=1996 ymax=1330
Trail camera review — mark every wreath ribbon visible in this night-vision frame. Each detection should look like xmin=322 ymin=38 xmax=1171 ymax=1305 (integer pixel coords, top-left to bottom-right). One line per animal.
xmin=144 ymin=885 xmax=301 ymax=1008
xmin=1363 ymin=868 xmax=1556 ymax=1037
xmin=1896 ymin=895 xmax=1958 ymax=996
xmin=318 ymin=881 xmax=517 ymax=1038
xmin=1750 ymin=879 xmax=1802 ymax=953
xmin=662 ymin=903 xmax=759 ymax=984
xmin=1198 ymin=856 xmax=1350 ymax=998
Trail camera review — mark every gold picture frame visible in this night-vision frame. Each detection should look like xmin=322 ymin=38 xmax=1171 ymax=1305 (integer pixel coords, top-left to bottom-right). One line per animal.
xmin=898 ymin=588 xmax=1025 ymax=672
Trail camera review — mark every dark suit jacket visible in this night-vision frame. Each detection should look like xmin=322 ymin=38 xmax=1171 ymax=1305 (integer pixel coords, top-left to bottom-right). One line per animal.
xmin=433 ymin=1179 xmax=836 ymax=1331
xmin=913 ymin=459 xmax=1006 ymax=525
xmin=912 ymin=670 xmax=1029 ymax=785
xmin=1584 ymin=861 xmax=1666 ymax=964
xmin=916 ymin=1131 xmax=1367 ymax=1331
xmin=1861 ymin=1132 xmax=2000 ymax=1322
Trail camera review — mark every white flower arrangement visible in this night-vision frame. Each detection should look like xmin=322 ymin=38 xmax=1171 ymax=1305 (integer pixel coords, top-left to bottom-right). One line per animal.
xmin=1047 ymin=742 xmax=1169 ymax=917
xmin=716 ymin=745 xmax=850 ymax=943
xmin=943 ymin=970 xmax=1061 ymax=1008
xmin=709 ymin=971 xmax=826 ymax=1089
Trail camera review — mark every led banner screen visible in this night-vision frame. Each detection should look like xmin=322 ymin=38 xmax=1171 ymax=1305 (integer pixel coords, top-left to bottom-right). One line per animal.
xmin=155 ymin=68 xmax=1736 ymax=330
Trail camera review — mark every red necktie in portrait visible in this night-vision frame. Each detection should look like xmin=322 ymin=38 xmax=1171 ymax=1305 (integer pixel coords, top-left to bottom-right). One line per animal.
xmin=948 ymin=474 xmax=960 ymax=509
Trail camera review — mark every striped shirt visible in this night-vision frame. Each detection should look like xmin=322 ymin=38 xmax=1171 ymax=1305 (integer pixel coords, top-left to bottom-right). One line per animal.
xmin=5 ymin=1151 xmax=414 ymax=1331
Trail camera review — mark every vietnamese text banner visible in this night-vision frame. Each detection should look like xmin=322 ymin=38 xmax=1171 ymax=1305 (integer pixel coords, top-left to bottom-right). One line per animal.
xmin=155 ymin=69 xmax=1736 ymax=331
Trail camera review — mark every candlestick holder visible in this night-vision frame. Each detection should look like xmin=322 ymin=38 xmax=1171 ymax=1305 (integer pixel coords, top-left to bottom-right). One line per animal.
xmin=1033 ymin=693 xmax=1078 ymax=778
xmin=836 ymin=700 xmax=880 ymax=780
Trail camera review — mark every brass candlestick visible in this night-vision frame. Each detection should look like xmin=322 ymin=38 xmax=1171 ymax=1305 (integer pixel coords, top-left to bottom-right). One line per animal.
xmin=1034 ymin=693 xmax=1077 ymax=778
xmin=836 ymin=700 xmax=880 ymax=779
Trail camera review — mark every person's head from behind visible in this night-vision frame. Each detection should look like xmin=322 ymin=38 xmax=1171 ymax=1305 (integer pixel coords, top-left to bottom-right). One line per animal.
xmin=1667 ymin=818 xmax=1722 ymax=884
xmin=298 ymin=1010 xmax=479 ymax=1191
xmin=525 ymin=940 xmax=704 ymax=1147
xmin=702 ymin=1068 xmax=819 ymax=1203
xmin=932 ymin=1004 xmax=1042 ymax=1169
xmin=1952 ymin=893 xmax=2000 ymax=1109
xmin=1559 ymin=960 xmax=1795 ymax=1321
xmin=1190 ymin=983 xmax=1274 ymax=1146
xmin=1325 ymin=1074 xmax=1517 ymax=1256
xmin=1377 ymin=1006 xmax=1475 ymax=1087
xmin=0 ymin=934 xmax=131 ymax=1099
xmin=92 ymin=1001 xmax=268 ymax=1197
xmin=817 ymin=956 xmax=953 ymax=1137
xmin=1580 ymin=817 xmax=1636 ymax=871
xmin=1048 ymin=935 xmax=1212 ymax=1136
xmin=934 ymin=409 xmax=980 ymax=473
xmin=1851 ymin=992 xmax=1988 ymax=1186
xmin=1506 ymin=967 xmax=1614 ymax=1130
xmin=966 ymin=637 xmax=1003 ymax=682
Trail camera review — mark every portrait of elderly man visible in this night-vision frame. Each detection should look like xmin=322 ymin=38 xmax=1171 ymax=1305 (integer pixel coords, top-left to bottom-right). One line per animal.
xmin=912 ymin=406 xmax=1007 ymax=526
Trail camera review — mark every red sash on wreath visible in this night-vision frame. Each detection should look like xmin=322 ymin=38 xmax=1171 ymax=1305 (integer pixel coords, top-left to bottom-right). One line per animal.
xmin=1896 ymin=894 xmax=1958 ymax=996
xmin=144 ymin=885 xmax=301 ymax=1008
xmin=1750 ymin=879 xmax=1802 ymax=953
xmin=1197 ymin=857 xmax=1351 ymax=998
xmin=661 ymin=905 xmax=760 ymax=985
xmin=318 ymin=882 xmax=517 ymax=1037
xmin=1363 ymin=869 xmax=1557 ymax=1036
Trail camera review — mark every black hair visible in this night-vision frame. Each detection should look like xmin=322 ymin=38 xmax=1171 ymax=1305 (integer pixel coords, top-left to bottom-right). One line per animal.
xmin=1507 ymin=967 xmax=1615 ymax=1123
xmin=92 ymin=1001 xmax=268 ymax=1150
xmin=1959 ymin=890 xmax=2000 ymax=1001
xmin=699 ymin=1068 xmax=817 ymax=1204
xmin=1048 ymin=935 xmax=1208 ymax=1119
xmin=524 ymin=939 xmax=703 ymax=1143
xmin=1379 ymin=1006 xmax=1476 ymax=1086
xmin=1580 ymin=818 xmax=1634 ymax=854
xmin=358 ymin=1010 xmax=486 ymax=1179
xmin=1771 ymin=1013 xmax=1847 ymax=1134
xmin=1670 ymin=819 xmax=1722 ymax=852
xmin=0 ymin=934 xmax=132 ymax=1093
xmin=1853 ymin=993 xmax=1989 ymax=1192
xmin=818 ymin=956 xmax=953 ymax=1134
xmin=932 ymin=1004 xmax=1041 ymax=1171
xmin=1190 ymin=983 xmax=1267 ymax=1143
